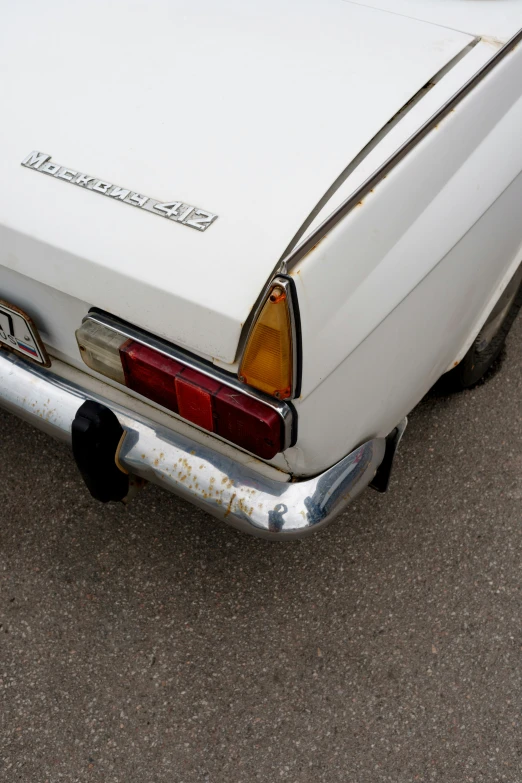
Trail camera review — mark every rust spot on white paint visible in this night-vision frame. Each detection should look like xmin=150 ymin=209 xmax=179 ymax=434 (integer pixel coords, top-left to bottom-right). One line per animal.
xmin=224 ymin=493 xmax=236 ymax=519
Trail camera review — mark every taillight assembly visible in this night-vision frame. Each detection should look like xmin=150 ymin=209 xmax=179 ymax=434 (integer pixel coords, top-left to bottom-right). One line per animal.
xmin=76 ymin=317 xmax=290 ymax=460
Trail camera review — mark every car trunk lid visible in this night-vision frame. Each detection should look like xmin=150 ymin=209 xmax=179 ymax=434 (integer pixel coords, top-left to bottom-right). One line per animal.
xmin=0 ymin=0 xmax=473 ymax=363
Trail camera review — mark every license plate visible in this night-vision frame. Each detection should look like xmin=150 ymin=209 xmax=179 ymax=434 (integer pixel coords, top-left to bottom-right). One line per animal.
xmin=0 ymin=299 xmax=50 ymax=366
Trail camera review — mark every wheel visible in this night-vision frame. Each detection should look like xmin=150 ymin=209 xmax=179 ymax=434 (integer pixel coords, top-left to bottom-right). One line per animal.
xmin=440 ymin=262 xmax=522 ymax=392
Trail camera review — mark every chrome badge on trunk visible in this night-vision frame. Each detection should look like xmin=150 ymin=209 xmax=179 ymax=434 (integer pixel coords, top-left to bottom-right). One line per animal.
xmin=21 ymin=151 xmax=218 ymax=231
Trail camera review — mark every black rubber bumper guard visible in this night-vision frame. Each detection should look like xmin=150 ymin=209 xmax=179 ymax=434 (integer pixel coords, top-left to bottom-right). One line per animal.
xmin=72 ymin=401 xmax=130 ymax=502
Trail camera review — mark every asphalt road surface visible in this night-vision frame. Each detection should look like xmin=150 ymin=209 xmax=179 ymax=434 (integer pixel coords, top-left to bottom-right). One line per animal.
xmin=1 ymin=318 xmax=521 ymax=783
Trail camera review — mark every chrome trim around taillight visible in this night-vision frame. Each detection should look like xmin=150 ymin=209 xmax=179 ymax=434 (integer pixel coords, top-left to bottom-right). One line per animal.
xmin=82 ymin=309 xmax=296 ymax=452
xmin=237 ymin=275 xmax=301 ymax=399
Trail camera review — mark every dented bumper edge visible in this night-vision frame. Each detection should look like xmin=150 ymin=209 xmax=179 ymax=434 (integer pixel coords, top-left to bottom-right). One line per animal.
xmin=0 ymin=350 xmax=385 ymax=539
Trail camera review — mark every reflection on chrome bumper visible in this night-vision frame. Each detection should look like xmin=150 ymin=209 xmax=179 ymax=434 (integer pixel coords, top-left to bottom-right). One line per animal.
xmin=0 ymin=351 xmax=386 ymax=539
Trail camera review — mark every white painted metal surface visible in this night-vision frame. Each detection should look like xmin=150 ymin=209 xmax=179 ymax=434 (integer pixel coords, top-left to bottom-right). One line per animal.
xmin=345 ymin=0 xmax=522 ymax=43
xmin=301 ymin=39 xmax=502 ymax=242
xmin=284 ymin=40 xmax=522 ymax=475
xmin=0 ymin=0 xmax=472 ymax=362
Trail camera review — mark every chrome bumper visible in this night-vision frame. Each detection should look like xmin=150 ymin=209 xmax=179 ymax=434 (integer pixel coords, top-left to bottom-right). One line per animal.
xmin=0 ymin=351 xmax=386 ymax=539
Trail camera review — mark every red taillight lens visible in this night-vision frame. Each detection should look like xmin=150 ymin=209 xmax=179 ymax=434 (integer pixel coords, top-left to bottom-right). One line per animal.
xmin=175 ymin=370 xmax=220 ymax=431
xmin=118 ymin=339 xmax=282 ymax=459
xmin=214 ymin=387 xmax=281 ymax=459
xmin=120 ymin=340 xmax=182 ymax=413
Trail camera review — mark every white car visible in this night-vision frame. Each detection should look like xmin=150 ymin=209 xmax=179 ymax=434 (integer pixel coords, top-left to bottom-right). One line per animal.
xmin=1 ymin=1 xmax=521 ymax=538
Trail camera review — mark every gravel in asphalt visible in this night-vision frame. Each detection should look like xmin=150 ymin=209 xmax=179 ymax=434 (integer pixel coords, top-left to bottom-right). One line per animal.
xmin=1 ymin=318 xmax=521 ymax=783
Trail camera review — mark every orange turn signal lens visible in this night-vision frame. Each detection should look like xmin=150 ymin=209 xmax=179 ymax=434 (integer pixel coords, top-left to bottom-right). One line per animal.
xmin=239 ymin=283 xmax=294 ymax=399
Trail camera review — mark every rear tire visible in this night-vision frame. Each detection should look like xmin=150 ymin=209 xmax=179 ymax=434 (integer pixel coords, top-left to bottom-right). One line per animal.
xmin=440 ymin=263 xmax=522 ymax=393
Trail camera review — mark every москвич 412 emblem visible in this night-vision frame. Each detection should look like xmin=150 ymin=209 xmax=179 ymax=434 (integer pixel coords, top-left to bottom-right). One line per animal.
xmin=21 ymin=151 xmax=218 ymax=232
